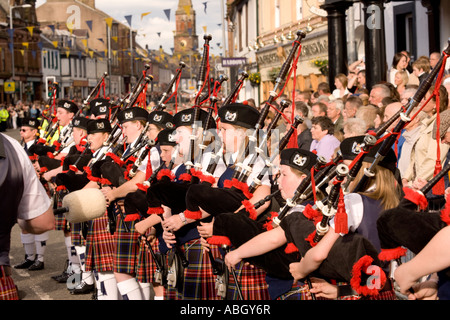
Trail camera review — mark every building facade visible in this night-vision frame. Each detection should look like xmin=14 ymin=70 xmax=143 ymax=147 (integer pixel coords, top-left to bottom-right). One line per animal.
xmin=226 ymin=0 xmax=328 ymax=105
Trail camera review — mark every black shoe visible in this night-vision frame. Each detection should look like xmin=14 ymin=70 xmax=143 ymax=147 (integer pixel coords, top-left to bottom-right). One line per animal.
xmin=14 ymin=259 xmax=35 ymax=269
xmin=56 ymin=272 xmax=73 ymax=283
xmin=51 ymin=271 xmax=67 ymax=281
xmin=51 ymin=271 xmax=71 ymax=283
xmin=28 ymin=260 xmax=44 ymax=271
xmin=70 ymin=281 xmax=95 ymax=295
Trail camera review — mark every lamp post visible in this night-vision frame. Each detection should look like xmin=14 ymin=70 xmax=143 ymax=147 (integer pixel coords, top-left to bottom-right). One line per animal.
xmin=9 ymin=3 xmax=32 ymax=101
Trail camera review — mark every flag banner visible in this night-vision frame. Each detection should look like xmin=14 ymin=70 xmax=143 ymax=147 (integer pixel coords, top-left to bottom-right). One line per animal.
xmin=125 ymin=15 xmax=132 ymax=27
xmin=141 ymin=12 xmax=151 ymax=20
xmin=163 ymin=9 xmax=171 ymax=21
xmin=86 ymin=20 xmax=93 ymax=31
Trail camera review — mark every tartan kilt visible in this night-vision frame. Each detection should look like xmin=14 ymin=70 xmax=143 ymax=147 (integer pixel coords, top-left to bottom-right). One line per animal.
xmin=227 ymin=262 xmax=270 ymax=300
xmin=135 ymin=234 xmax=160 ymax=284
xmin=70 ymin=222 xmax=86 ymax=246
xmin=113 ymin=218 xmax=140 ymax=274
xmin=85 ymin=213 xmax=115 ymax=272
xmin=0 ymin=266 xmax=19 ymax=300
xmin=169 ymin=239 xmax=222 ymax=300
xmin=54 ymin=191 xmax=70 ymax=232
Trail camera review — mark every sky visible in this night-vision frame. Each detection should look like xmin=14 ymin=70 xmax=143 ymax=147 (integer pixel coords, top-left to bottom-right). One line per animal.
xmin=35 ymin=0 xmax=227 ymax=57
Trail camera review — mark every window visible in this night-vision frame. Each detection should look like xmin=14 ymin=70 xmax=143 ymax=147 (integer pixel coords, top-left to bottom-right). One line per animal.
xmin=394 ymin=3 xmax=416 ymax=60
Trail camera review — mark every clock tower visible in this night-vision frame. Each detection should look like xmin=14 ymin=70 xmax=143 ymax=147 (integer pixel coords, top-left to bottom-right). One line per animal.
xmin=174 ymin=0 xmax=199 ymax=55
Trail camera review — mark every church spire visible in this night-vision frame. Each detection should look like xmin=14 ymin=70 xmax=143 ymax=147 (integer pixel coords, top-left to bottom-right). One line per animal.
xmin=174 ymin=0 xmax=198 ymax=55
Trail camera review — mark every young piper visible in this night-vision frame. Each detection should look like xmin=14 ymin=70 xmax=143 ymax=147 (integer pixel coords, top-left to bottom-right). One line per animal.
xmin=286 ymin=136 xmax=401 ymax=300
xmin=217 ymin=148 xmax=319 ymax=299
xmin=14 ymin=118 xmax=49 ymax=271
xmin=149 ymin=107 xmax=220 ymax=300
xmin=127 ymin=127 xmax=179 ymax=300
xmin=162 ymin=103 xmax=273 ymax=300
xmin=109 ymin=109 xmax=173 ymax=300
xmin=47 ymin=116 xmax=90 ymax=284
xmin=80 ymin=118 xmax=120 ymax=300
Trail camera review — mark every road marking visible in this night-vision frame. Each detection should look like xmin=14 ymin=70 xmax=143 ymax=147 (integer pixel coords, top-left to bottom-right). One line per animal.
xmin=14 ymin=269 xmax=31 ymax=277
xmin=30 ymin=284 xmax=53 ymax=300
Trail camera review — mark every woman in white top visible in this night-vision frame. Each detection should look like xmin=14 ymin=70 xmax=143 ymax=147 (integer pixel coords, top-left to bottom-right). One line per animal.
xmin=389 ymin=52 xmax=409 ymax=85
xmin=332 ymin=73 xmax=350 ymax=99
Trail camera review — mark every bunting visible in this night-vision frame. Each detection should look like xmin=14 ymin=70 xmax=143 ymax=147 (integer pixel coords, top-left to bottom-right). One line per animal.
xmin=105 ymin=17 xmax=113 ymax=28
xmin=86 ymin=20 xmax=93 ymax=32
xmin=125 ymin=15 xmax=132 ymax=27
xmin=141 ymin=12 xmax=151 ymax=20
xmin=163 ymin=9 xmax=171 ymax=21
xmin=26 ymin=26 xmax=34 ymax=36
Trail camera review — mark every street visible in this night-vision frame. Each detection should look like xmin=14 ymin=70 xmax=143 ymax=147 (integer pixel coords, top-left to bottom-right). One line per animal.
xmin=9 ymin=224 xmax=91 ymax=300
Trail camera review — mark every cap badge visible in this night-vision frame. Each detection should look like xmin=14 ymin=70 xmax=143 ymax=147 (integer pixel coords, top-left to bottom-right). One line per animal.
xmin=225 ymin=111 xmax=237 ymax=122
xmin=293 ymin=154 xmax=307 ymax=167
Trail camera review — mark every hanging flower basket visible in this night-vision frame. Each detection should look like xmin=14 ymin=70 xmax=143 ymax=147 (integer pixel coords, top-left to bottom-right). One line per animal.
xmin=248 ymin=72 xmax=261 ymax=87
xmin=319 ymin=65 xmax=329 ymax=76
xmin=311 ymin=58 xmax=329 ymax=76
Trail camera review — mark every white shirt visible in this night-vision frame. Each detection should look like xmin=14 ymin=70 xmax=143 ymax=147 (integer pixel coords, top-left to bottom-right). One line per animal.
xmin=2 ymin=134 xmax=51 ymax=221
xmin=212 ymin=151 xmax=271 ymax=187
xmin=138 ymin=146 xmax=161 ymax=173
xmin=329 ymin=192 xmax=364 ymax=235
xmin=59 ymin=125 xmax=75 ymax=154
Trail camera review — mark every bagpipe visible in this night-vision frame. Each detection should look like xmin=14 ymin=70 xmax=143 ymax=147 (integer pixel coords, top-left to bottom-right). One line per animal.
xmin=352 ymin=39 xmax=450 ymax=194
xmin=221 ymin=71 xmax=248 ymax=106
xmin=185 ymin=34 xmax=213 ymax=174
xmin=38 ymin=82 xmax=60 ymax=145
xmin=154 ymin=61 xmax=186 ymax=112
xmin=192 ymin=75 xmax=229 ymax=176
xmin=127 ymin=63 xmax=187 ymax=179
xmin=106 ymin=65 xmax=152 ymax=145
xmin=88 ymin=75 xmax=153 ymax=173
xmin=52 ymin=73 xmax=109 ymax=157
xmin=200 ymin=71 xmax=248 ymax=180
xmin=230 ymin=30 xmax=306 ymax=183
xmin=264 ymin=45 xmax=450 ymax=294
xmin=184 ymin=31 xmax=307 ymax=222
xmin=377 ymin=160 xmax=450 ymax=263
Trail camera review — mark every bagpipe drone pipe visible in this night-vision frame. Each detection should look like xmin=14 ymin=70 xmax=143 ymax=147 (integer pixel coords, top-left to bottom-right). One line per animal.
xmin=182 ymin=31 xmax=308 ymax=222
xmin=376 ymin=160 xmax=450 ymax=268
xmin=352 ymin=39 xmax=450 ymax=194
